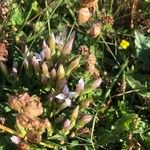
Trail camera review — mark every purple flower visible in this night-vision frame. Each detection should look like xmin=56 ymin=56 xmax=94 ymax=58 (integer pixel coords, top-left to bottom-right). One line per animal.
xmin=55 ymin=85 xmax=76 ymax=107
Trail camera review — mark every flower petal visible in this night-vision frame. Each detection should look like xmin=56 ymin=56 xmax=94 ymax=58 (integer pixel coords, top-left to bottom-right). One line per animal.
xmin=55 ymin=93 xmax=65 ymax=100
xmin=10 ymin=135 xmax=20 ymax=144
xmin=65 ymin=98 xmax=72 ymax=107
xmin=63 ymin=85 xmax=69 ymax=95
xmin=69 ymin=92 xmax=76 ymax=98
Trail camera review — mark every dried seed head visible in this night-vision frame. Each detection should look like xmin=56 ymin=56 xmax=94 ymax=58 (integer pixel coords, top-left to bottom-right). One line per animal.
xmin=0 ymin=43 xmax=8 ymax=61
xmin=23 ymin=97 xmax=43 ymax=118
xmin=16 ymin=114 xmax=48 ymax=133
xmin=8 ymin=93 xmax=31 ymax=113
xmin=78 ymin=8 xmax=91 ymax=25
xmin=77 ymin=127 xmax=90 ymax=136
xmin=78 ymin=45 xmax=90 ymax=56
xmin=17 ymin=142 xmax=29 ymax=150
xmin=101 ymin=15 xmax=114 ymax=25
xmin=89 ymin=23 xmax=101 ymax=38
xmin=80 ymin=0 xmax=98 ymax=8
xmin=26 ymin=131 xmax=42 ymax=143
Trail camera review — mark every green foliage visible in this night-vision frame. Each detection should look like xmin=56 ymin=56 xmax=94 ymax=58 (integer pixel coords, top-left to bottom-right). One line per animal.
xmin=0 ymin=0 xmax=150 ymax=149
xmin=135 ymin=30 xmax=150 ymax=71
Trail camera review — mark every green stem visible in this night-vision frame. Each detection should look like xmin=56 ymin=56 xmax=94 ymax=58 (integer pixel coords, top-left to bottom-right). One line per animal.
xmin=104 ymin=59 xmax=128 ymax=99
xmin=0 ymin=124 xmax=23 ymax=138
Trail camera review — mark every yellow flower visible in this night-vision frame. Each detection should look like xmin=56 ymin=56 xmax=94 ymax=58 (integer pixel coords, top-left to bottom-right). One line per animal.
xmin=120 ymin=40 xmax=130 ymax=49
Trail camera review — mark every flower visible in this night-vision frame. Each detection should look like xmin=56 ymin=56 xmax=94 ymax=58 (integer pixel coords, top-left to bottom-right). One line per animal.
xmin=76 ymin=78 xmax=85 ymax=93
xmin=91 ymin=78 xmax=102 ymax=89
xmin=31 ymin=53 xmax=43 ymax=73
xmin=10 ymin=135 xmax=21 ymax=144
xmin=41 ymin=40 xmax=51 ymax=60
xmin=55 ymin=85 xmax=76 ymax=107
xmin=120 ymin=40 xmax=130 ymax=49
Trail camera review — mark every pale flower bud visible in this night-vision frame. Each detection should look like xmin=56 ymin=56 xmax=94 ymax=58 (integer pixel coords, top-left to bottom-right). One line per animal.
xmin=10 ymin=135 xmax=21 ymax=145
xmin=68 ymin=56 xmax=81 ymax=72
xmin=71 ymin=105 xmax=79 ymax=125
xmin=91 ymin=78 xmax=102 ymax=89
xmin=41 ymin=62 xmax=50 ymax=78
xmin=41 ymin=40 xmax=51 ymax=60
xmin=23 ymin=58 xmax=29 ymax=71
xmin=31 ymin=56 xmax=41 ymax=73
xmin=24 ymin=45 xmax=30 ymax=57
xmin=50 ymin=68 xmax=56 ymax=80
xmin=48 ymin=33 xmax=56 ymax=50
xmin=63 ymin=119 xmax=71 ymax=134
xmin=57 ymin=64 xmax=65 ymax=80
xmin=62 ymin=31 xmax=75 ymax=55
xmin=75 ymin=78 xmax=84 ymax=93
xmin=78 ymin=8 xmax=91 ymax=25
xmin=76 ymin=114 xmax=92 ymax=129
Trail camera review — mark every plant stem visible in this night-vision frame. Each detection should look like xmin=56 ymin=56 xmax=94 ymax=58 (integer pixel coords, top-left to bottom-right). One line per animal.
xmin=0 ymin=124 xmax=23 ymax=138
xmin=104 ymin=59 xmax=128 ymax=99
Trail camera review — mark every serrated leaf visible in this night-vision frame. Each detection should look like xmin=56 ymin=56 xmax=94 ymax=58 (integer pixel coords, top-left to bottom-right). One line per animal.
xmin=10 ymin=3 xmax=24 ymax=26
xmin=126 ymin=75 xmax=150 ymax=98
xmin=134 ymin=30 xmax=150 ymax=71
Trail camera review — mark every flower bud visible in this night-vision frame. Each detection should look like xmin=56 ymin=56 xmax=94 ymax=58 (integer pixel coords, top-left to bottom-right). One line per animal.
xmin=56 ymin=77 xmax=67 ymax=90
xmin=76 ymin=114 xmax=92 ymax=129
xmin=57 ymin=64 xmax=65 ymax=80
xmin=70 ymin=105 xmax=79 ymax=127
xmin=91 ymin=78 xmax=102 ymax=89
xmin=41 ymin=40 xmax=51 ymax=60
xmin=50 ymin=68 xmax=56 ymax=80
xmin=75 ymin=78 xmax=85 ymax=93
xmin=24 ymin=45 xmax=30 ymax=57
xmin=89 ymin=23 xmax=101 ymax=38
xmin=12 ymin=61 xmax=18 ymax=76
xmin=67 ymin=56 xmax=81 ymax=74
xmin=41 ymin=62 xmax=50 ymax=78
xmin=45 ymin=119 xmax=53 ymax=136
xmin=48 ymin=33 xmax=56 ymax=51
xmin=62 ymin=31 xmax=75 ymax=55
xmin=26 ymin=131 xmax=41 ymax=143
xmin=31 ymin=56 xmax=41 ymax=73
xmin=10 ymin=136 xmax=21 ymax=145
xmin=62 ymin=119 xmax=71 ymax=135
xmin=78 ymin=8 xmax=91 ymax=25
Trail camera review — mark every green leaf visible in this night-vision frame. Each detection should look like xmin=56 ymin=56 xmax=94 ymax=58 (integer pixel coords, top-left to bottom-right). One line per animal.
xmin=134 ymin=30 xmax=150 ymax=71
xmin=10 ymin=3 xmax=24 ymax=26
xmin=126 ymin=75 xmax=150 ymax=99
